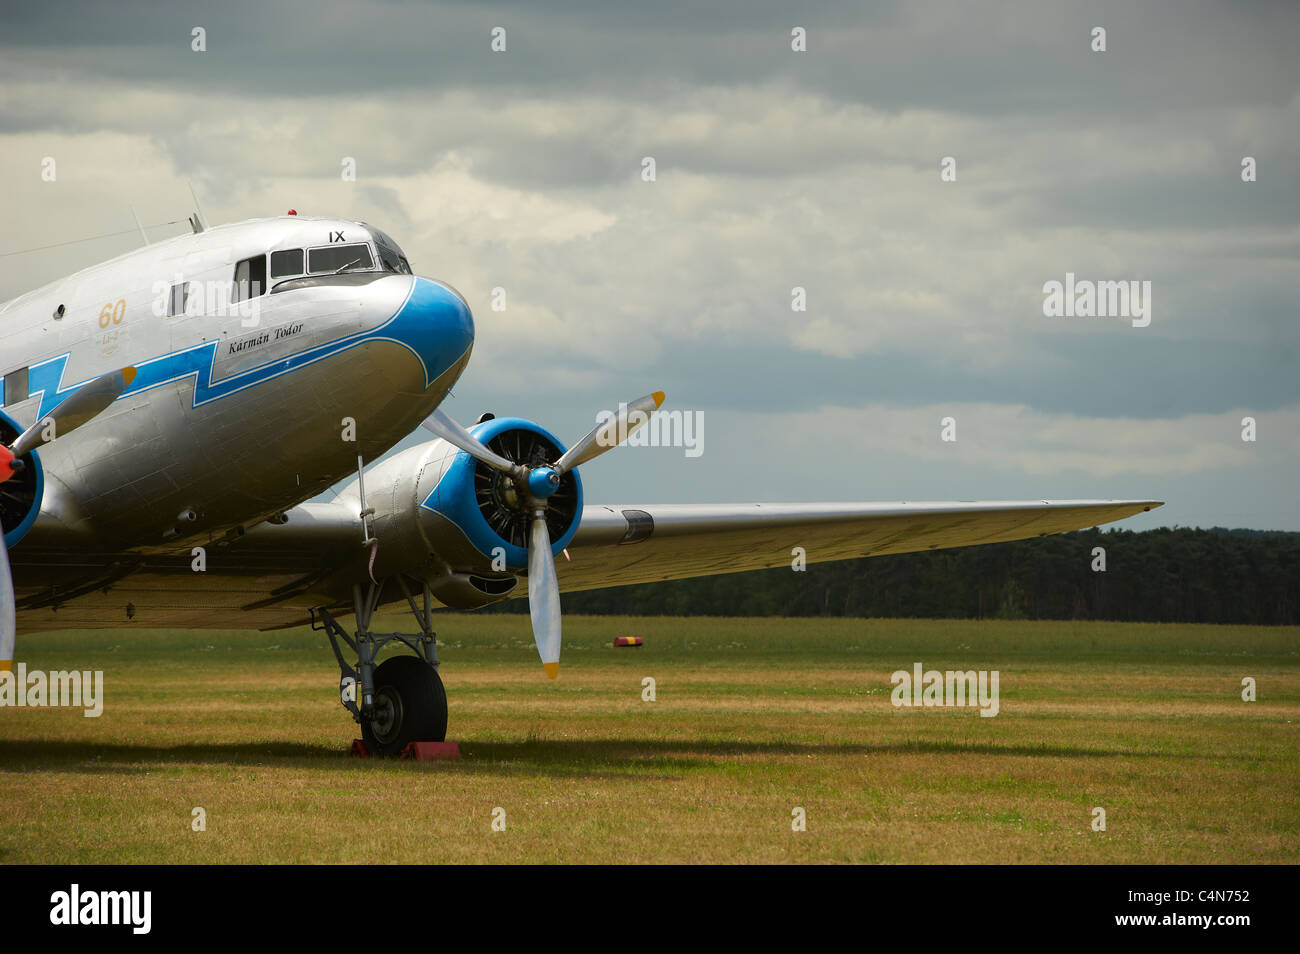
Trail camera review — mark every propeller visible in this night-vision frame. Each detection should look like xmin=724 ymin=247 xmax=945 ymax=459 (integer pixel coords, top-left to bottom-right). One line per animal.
xmin=422 ymin=391 xmax=666 ymax=678
xmin=554 ymin=392 xmax=665 ymax=473
xmin=0 ymin=365 xmax=137 ymax=671
xmin=0 ymin=527 xmax=12 ymax=675
xmin=420 ymin=408 xmax=523 ymax=478
xmin=528 ymin=510 xmax=561 ymax=679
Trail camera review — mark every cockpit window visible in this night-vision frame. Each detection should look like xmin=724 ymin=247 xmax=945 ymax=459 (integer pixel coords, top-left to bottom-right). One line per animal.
xmin=368 ymin=225 xmax=412 ymax=274
xmin=232 ymin=255 xmax=267 ymax=303
xmin=375 ymin=240 xmax=411 ymax=274
xmin=270 ymin=248 xmax=304 ymax=278
xmin=307 ymin=243 xmax=374 ymax=274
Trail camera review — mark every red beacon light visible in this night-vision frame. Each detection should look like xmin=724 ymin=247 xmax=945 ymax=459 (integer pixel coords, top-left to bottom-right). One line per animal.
xmin=287 ymin=209 xmax=297 ymax=216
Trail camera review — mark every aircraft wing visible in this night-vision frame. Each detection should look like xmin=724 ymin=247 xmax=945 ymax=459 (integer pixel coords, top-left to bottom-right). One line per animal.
xmin=11 ymin=497 xmax=1160 ymax=632
xmin=556 ymin=499 xmax=1162 ymax=592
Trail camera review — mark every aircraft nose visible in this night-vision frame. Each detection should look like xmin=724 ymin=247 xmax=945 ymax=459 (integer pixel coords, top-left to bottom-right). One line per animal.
xmin=392 ymin=277 xmax=475 ymax=388
xmin=421 ymin=277 xmax=474 ymax=357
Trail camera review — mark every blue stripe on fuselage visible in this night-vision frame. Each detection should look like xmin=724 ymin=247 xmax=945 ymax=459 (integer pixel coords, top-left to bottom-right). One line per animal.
xmin=20 ymin=277 xmax=473 ymax=418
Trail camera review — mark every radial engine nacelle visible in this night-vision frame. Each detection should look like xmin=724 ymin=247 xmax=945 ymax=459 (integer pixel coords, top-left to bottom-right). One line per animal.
xmin=351 ymin=417 xmax=583 ymax=610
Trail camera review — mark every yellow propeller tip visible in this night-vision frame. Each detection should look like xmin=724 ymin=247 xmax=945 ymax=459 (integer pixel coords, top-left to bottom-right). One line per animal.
xmin=651 ymin=390 xmax=666 ymax=408
xmin=543 ymin=662 xmax=559 ymax=679
xmin=121 ymin=366 xmax=138 ymax=386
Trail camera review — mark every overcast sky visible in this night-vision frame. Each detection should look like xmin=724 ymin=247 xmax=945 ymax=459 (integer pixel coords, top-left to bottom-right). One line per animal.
xmin=2 ymin=1 xmax=1297 ymax=529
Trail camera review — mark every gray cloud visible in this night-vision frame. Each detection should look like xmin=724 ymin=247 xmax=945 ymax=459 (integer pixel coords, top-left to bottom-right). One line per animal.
xmin=3 ymin=1 xmax=1296 ymax=114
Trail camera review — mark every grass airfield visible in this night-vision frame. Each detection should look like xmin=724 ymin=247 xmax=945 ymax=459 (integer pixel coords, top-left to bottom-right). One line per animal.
xmin=1 ymin=615 xmax=1296 ymax=864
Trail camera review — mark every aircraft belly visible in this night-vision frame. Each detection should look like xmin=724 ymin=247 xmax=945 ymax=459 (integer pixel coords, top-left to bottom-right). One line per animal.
xmin=13 ymin=564 xmax=454 ymax=633
xmin=14 ymin=572 xmax=319 ymax=633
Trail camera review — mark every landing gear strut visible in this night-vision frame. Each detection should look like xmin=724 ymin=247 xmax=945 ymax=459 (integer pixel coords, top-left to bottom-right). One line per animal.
xmin=314 ymin=576 xmax=447 ymax=756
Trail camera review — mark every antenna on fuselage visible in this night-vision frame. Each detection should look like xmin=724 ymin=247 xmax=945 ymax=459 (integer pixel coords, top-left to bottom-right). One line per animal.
xmin=187 ymin=180 xmax=207 ymax=233
xmin=129 ymin=205 xmax=149 ymax=246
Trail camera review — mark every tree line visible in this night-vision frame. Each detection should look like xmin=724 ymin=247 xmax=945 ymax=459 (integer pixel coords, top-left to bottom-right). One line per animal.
xmin=485 ymin=527 xmax=1300 ymax=624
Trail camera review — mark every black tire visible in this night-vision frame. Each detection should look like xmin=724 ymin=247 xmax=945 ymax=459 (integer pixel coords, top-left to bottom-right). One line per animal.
xmin=360 ymin=656 xmax=448 ymax=757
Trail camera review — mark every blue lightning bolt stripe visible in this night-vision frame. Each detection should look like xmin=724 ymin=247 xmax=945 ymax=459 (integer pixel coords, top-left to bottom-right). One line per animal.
xmin=11 ymin=277 xmax=471 ymax=420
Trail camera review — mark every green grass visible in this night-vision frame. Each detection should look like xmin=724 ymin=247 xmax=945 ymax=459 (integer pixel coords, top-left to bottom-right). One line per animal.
xmin=1 ymin=615 xmax=1297 ymax=863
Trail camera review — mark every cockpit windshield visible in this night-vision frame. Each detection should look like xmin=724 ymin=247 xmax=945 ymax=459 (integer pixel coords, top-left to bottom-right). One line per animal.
xmin=307 ymin=243 xmax=374 ymax=274
xmin=267 ymin=226 xmax=411 ymax=294
xmin=369 ymin=226 xmax=412 ymax=275
xmin=375 ymin=241 xmax=411 ymax=274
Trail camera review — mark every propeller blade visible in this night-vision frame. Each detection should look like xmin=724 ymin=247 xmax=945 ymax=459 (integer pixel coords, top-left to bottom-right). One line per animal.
xmin=420 ymin=408 xmax=519 ymax=475
xmin=0 ymin=530 xmax=14 ymax=673
xmin=527 ymin=510 xmax=562 ymax=679
xmin=554 ymin=391 xmax=665 ymax=474
xmin=9 ymin=366 xmax=137 ymax=458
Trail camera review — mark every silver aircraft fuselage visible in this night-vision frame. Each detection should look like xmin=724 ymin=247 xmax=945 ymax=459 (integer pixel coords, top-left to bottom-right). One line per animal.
xmin=0 ymin=215 xmax=474 ymax=558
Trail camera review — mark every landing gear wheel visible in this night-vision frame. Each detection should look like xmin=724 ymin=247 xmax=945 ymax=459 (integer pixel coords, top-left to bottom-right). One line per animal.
xmin=361 ymin=656 xmax=448 ymax=757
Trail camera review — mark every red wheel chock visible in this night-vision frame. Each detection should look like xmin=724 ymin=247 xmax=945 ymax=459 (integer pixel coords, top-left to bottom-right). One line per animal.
xmin=348 ymin=739 xmax=461 ymax=760
xmin=401 ymin=741 xmax=461 ymax=760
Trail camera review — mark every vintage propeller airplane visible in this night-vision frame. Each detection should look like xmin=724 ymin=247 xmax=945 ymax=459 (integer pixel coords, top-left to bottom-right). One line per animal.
xmin=0 ymin=211 xmax=1161 ymax=754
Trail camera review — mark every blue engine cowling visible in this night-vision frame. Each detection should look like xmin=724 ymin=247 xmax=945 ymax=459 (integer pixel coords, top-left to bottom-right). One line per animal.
xmin=0 ymin=408 xmax=43 ymax=547
xmin=417 ymin=416 xmax=583 ymax=572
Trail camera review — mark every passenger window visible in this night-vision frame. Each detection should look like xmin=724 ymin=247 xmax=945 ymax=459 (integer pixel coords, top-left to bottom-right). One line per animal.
xmin=167 ymin=282 xmax=191 ymax=317
xmin=270 ymin=248 xmax=304 ymax=279
xmin=307 ymin=243 xmax=373 ymax=274
xmin=233 ymin=255 xmax=267 ymax=303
